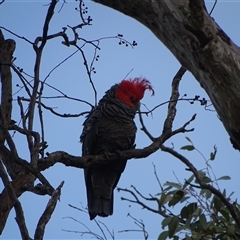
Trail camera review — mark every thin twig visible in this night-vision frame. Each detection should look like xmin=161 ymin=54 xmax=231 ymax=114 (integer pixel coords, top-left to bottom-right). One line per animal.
xmin=42 ymin=49 xmax=79 ymax=84
xmin=20 ymin=97 xmax=90 ymax=118
xmin=209 ymin=0 xmax=218 ymax=15
xmin=171 ymin=114 xmax=196 ymax=136
xmin=152 ymin=162 xmax=163 ymax=191
xmin=74 ymin=44 xmax=98 ymax=106
xmin=0 ymin=26 xmax=33 ymax=44
xmin=138 ymin=110 xmax=155 ymax=141
xmin=38 ymin=82 xmax=45 ymax=158
xmin=119 ymin=213 xmax=148 ymax=240
xmin=117 ymin=187 xmax=160 ymax=214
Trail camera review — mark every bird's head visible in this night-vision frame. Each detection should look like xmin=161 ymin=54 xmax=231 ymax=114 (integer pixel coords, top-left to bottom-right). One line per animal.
xmin=115 ymin=77 xmax=154 ymax=107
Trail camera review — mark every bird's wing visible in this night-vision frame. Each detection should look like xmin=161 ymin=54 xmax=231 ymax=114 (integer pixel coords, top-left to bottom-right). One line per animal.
xmin=80 ymin=107 xmax=100 ymax=156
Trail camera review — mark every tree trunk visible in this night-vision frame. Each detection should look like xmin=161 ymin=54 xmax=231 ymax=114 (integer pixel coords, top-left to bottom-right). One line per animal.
xmin=93 ymin=0 xmax=240 ymax=150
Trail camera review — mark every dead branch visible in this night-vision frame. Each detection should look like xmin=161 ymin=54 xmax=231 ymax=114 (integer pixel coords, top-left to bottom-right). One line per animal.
xmin=34 ymin=181 xmax=64 ymax=240
xmin=118 ymin=213 xmax=149 ymax=240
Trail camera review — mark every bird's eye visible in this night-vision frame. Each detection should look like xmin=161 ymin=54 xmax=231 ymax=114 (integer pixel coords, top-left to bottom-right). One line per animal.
xmin=129 ymin=96 xmax=135 ymax=101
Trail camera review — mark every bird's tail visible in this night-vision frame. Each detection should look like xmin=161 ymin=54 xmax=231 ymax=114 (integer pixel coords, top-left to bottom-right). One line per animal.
xmin=85 ymin=161 xmax=126 ymax=220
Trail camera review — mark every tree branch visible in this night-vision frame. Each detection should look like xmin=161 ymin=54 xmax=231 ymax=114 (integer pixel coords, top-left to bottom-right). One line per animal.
xmin=92 ymin=0 xmax=240 ymax=150
xmin=0 ymin=160 xmax=30 ymax=239
xmin=161 ymin=145 xmax=240 ymax=230
xmin=34 ymin=181 xmax=64 ymax=240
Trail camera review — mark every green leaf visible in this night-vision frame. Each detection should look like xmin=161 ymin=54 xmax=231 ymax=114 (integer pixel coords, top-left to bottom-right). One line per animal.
xmin=228 ymin=191 xmax=234 ymax=199
xmin=200 ymin=189 xmax=212 ymax=199
xmin=192 ymin=207 xmax=201 ymax=217
xmin=223 ymin=188 xmax=226 ymax=197
xmin=213 ymin=196 xmax=222 ymax=211
xmin=180 ymin=145 xmax=195 ymax=151
xmin=209 ymin=145 xmax=217 ymax=160
xmin=158 ymin=231 xmax=169 ymax=240
xmin=162 ymin=217 xmax=172 ymax=229
xmin=168 ymin=190 xmax=185 ymax=207
xmin=227 ymin=225 xmax=235 ymax=236
xmin=183 ymin=174 xmax=195 ymax=189
xmin=164 ymin=181 xmax=182 ymax=189
xmin=180 ymin=206 xmax=189 ymax=219
xmin=195 ymin=171 xmax=206 ymax=183
xmin=159 ymin=192 xmax=172 ymax=205
xmin=185 ymin=235 xmax=192 ymax=240
xmin=168 ymin=217 xmax=179 ymax=238
xmin=199 ymin=214 xmax=207 ymax=230
xmin=217 ymin=175 xmax=231 ymax=181
xmin=163 ymin=186 xmax=173 ymax=192
xmin=220 ymin=209 xmax=230 ymax=221
xmin=187 ymin=202 xmax=197 ymax=215
xmin=202 ymin=176 xmax=211 ymax=183
xmin=180 ymin=196 xmax=190 ymax=203
xmin=185 ymin=218 xmax=191 ymax=229
xmin=185 ymin=137 xmax=193 ymax=143
xmin=159 ymin=192 xmax=166 ymax=204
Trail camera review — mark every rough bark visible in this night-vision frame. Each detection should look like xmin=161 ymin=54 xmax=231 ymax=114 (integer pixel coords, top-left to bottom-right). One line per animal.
xmin=0 ymin=30 xmax=15 ymax=144
xmin=93 ymin=0 xmax=240 ymax=150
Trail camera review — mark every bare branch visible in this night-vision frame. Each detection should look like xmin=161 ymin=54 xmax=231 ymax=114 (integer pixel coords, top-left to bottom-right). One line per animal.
xmin=0 ymin=26 xmax=33 ymax=45
xmin=17 ymin=97 xmax=28 ymax=131
xmin=0 ymin=160 xmax=30 ymax=239
xmin=73 ymin=42 xmax=98 ymax=106
xmin=117 ymin=186 xmax=159 ymax=214
xmin=138 ymin=110 xmax=155 ymax=142
xmin=34 ymin=30 xmax=69 ymax=49
xmin=38 ymin=129 xmax=169 ymax=171
xmin=41 ymin=82 xmax=93 ymax=107
xmin=34 ymin=181 xmax=64 ymax=240
xmin=12 ymin=64 xmax=32 ymax=97
xmin=39 ymin=0 xmax=58 ymax=50
xmin=119 ymin=213 xmax=149 ymax=240
xmin=78 ymin=0 xmax=93 ymax=27
xmin=140 ymin=97 xmax=211 ymax=115
xmin=209 ymin=0 xmax=218 ymax=15
xmin=63 ymin=204 xmax=113 ymax=240
xmin=152 ymin=162 xmax=163 ymax=191
xmin=171 ymin=114 xmax=196 ymax=136
xmin=58 ymin=0 xmax=67 ymax=13
xmin=42 ymin=49 xmax=79 ymax=83
xmin=27 ymin=0 xmax=58 ymax=158
xmin=0 ymin=171 xmax=32 ymax=234
xmin=20 ymin=97 xmax=90 ymax=118
xmin=163 ymin=66 xmax=186 ymax=133
xmin=38 ymin=83 xmax=45 ymax=158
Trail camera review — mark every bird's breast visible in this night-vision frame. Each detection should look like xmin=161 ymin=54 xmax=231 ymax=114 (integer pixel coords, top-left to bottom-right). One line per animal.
xmin=95 ymin=117 xmax=137 ymax=153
